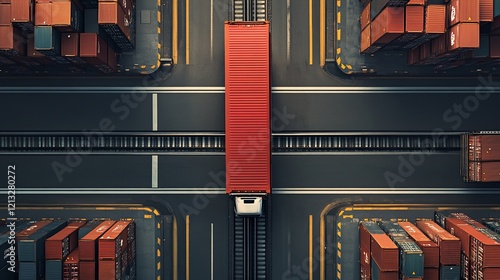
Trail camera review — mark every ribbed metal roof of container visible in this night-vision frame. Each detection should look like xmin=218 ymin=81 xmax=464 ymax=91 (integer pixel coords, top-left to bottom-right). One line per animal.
xmin=61 ymin=33 xmax=79 ymax=56
xmin=426 ymin=5 xmax=446 ymax=33
xmin=10 ymin=0 xmax=31 ymax=22
xmin=225 ymin=21 xmax=271 ymax=194
xmin=371 ymin=7 xmax=405 ymax=44
xmin=361 ymin=2 xmax=371 ymax=31
xmin=448 ymin=0 xmax=480 ymax=26
xmin=0 ymin=4 xmax=10 ymax=25
xmin=406 ymin=5 xmax=424 ymax=32
xmin=360 ymin=25 xmax=371 ymax=53
xmin=35 ymin=2 xmax=52 ymax=26
xmin=407 ymin=0 xmax=426 ymax=4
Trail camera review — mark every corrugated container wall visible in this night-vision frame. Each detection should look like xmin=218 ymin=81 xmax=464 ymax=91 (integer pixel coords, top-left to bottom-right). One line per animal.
xmin=371 ymin=7 xmax=405 ymax=45
xmin=448 ymin=22 xmax=480 ymax=50
xmin=225 ymin=21 xmax=271 ymax=194
xmin=448 ymin=0 xmax=480 ymax=26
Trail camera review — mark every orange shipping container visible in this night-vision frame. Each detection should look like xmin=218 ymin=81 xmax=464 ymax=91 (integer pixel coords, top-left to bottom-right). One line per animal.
xmin=407 ymin=0 xmax=426 ymax=4
xmin=360 ymin=25 xmax=371 ymax=53
xmin=370 ymin=234 xmax=399 ymax=271
xmin=448 ymin=22 xmax=480 ymax=51
xmin=448 ymin=0 xmax=480 ymax=26
xmin=371 ymin=7 xmax=405 ymax=45
xmin=479 ymin=0 xmax=494 ymax=21
xmin=406 ymin=5 xmax=424 ymax=32
xmin=98 ymin=1 xmax=130 ymax=39
xmin=426 ymin=5 xmax=446 ymax=33
xmin=361 ymin=2 xmax=371 ymax=31
xmin=0 ymin=25 xmax=25 ymax=54
xmin=35 ymin=2 xmax=52 ymax=25
xmin=416 ymin=220 xmax=461 ymax=266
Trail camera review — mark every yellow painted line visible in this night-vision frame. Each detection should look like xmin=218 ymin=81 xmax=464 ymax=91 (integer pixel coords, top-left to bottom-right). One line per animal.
xmin=309 ymin=215 xmax=313 ymax=280
xmin=320 ymin=216 xmax=325 ymax=280
xmin=186 ymin=0 xmax=190 ymax=65
xmin=141 ymin=65 xmax=147 ymax=69
xmin=144 ymin=214 xmax=153 ymax=219
xmin=157 ymin=249 xmax=161 ymax=257
xmin=172 ymin=0 xmax=178 ymax=64
xmin=158 ymin=238 xmax=161 ymax=245
xmin=186 ymin=215 xmax=190 ymax=280
xmin=151 ymin=65 xmax=157 ymax=69
xmin=337 ymin=0 xmax=340 ymax=7
xmin=336 ymin=57 xmax=341 ymax=65
xmin=158 ymin=11 xmax=161 ymax=23
xmin=341 ymin=64 xmax=346 ymax=69
xmin=346 ymin=64 xmax=352 ymax=69
xmin=158 ymin=27 xmax=161 ymax=34
xmin=337 ymin=11 xmax=341 ymax=23
xmin=309 ymin=0 xmax=313 ymax=65
xmin=337 ymin=29 xmax=341 ymax=41
xmin=173 ymin=216 xmax=178 ymax=280
xmin=337 ymin=47 xmax=341 ymax=54
xmin=338 ymin=210 xmax=344 ymax=216
xmin=320 ymin=0 xmax=326 ymax=66
xmin=158 ymin=43 xmax=161 ymax=49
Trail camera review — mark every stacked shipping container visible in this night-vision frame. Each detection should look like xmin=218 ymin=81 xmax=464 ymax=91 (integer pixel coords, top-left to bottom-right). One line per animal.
xmin=461 ymin=133 xmax=500 ymax=182
xmin=98 ymin=220 xmax=136 ymax=280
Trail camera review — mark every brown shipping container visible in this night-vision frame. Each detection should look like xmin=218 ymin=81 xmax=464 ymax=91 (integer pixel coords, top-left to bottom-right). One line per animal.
xmin=479 ymin=0 xmax=494 ymax=21
xmin=448 ymin=23 xmax=480 ymax=51
xmin=10 ymin=0 xmax=33 ymax=22
xmin=469 ymin=161 xmax=500 ymax=182
xmin=360 ymin=25 xmax=371 ymax=53
xmin=419 ymin=41 xmax=431 ymax=60
xmin=80 ymin=261 xmax=97 ymax=280
xmin=407 ymin=47 xmax=420 ymax=64
xmin=0 ymin=4 xmax=11 ymax=25
xmin=491 ymin=36 xmax=500 ymax=58
xmin=371 ymin=7 xmax=405 ymax=45
xmin=371 ymin=234 xmax=399 ymax=271
xmin=17 ymin=220 xmax=53 ymax=239
xmin=61 ymin=33 xmax=79 ymax=56
xmin=63 ymin=248 xmax=80 ymax=279
xmin=361 ymin=2 xmax=371 ymax=31
xmin=431 ymin=34 xmax=447 ymax=57
xmin=360 ymin=244 xmax=371 ymax=280
xmin=79 ymin=220 xmax=115 ymax=261
xmin=45 ymin=226 xmax=79 ymax=260
xmin=399 ymin=222 xmax=440 ymax=268
xmin=98 ymin=220 xmax=130 ymax=260
xmin=0 ymin=0 xmax=11 ymax=3
xmin=416 ymin=220 xmax=461 ymax=265
xmin=35 ymin=2 xmax=52 ymax=26
xmin=448 ymin=0 xmax=479 ymax=26
xmin=445 ymin=218 xmax=474 ymax=256
xmin=99 ymin=259 xmax=120 ymax=280
xmin=359 ymin=222 xmax=386 ymax=249
xmin=449 ymin=212 xmax=487 ymax=229
xmin=468 ymin=135 xmax=500 ymax=161
xmin=27 ymin=35 xmax=54 ymax=64
xmin=407 ymin=0 xmax=426 ymax=4
xmin=406 ymin=5 xmax=424 ymax=32
xmin=424 ymin=267 xmax=439 ymax=280
xmin=67 ymin=220 xmax=87 ymax=228
xmin=107 ymin=43 xmax=117 ymax=71
xmin=480 ymin=268 xmax=500 ymax=279
xmin=426 ymin=5 xmax=446 ymax=33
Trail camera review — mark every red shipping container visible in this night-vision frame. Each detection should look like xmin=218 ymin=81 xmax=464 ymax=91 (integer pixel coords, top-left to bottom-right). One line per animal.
xmin=35 ymin=2 xmax=51 ymax=25
xmin=98 ymin=220 xmax=130 ymax=260
xmin=99 ymin=259 xmax=121 ymax=280
xmin=371 ymin=234 xmax=399 ymax=271
xmin=407 ymin=47 xmax=420 ymax=64
xmin=80 ymin=261 xmax=96 ymax=280
xmin=360 ymin=244 xmax=370 ymax=280
xmin=225 ymin=21 xmax=271 ymax=194
xmin=424 ymin=267 xmax=439 ymax=280
xmin=416 ymin=220 xmax=461 ymax=266
xmin=10 ymin=0 xmax=33 ymax=22
xmin=0 ymin=25 xmax=25 ymax=54
xmin=399 ymin=222 xmax=440 ymax=268
xmin=45 ymin=226 xmax=79 ymax=260
xmin=491 ymin=36 xmax=500 ymax=58
xmin=17 ymin=220 xmax=53 ymax=238
xmin=468 ymin=135 xmax=500 ymax=161
xmin=361 ymin=2 xmax=371 ymax=31
xmin=0 ymin=0 xmax=11 ymax=3
xmin=479 ymin=268 xmax=500 ymax=279
xmin=371 ymin=7 xmax=405 ymax=45
xmin=419 ymin=41 xmax=432 ymax=60
xmin=448 ymin=0 xmax=480 ymax=26
xmin=426 ymin=5 xmax=446 ymax=33
xmin=445 ymin=218 xmax=474 ymax=256
xmin=406 ymin=5 xmax=424 ymax=32
xmin=448 ymin=23 xmax=480 ymax=51
xmin=63 ymin=248 xmax=80 ymax=279
xmin=61 ymin=32 xmax=79 ymax=56
xmin=79 ymin=220 xmax=116 ymax=261
xmin=479 ymin=0 xmax=494 ymax=21
xmin=0 ymin=4 xmax=11 ymax=25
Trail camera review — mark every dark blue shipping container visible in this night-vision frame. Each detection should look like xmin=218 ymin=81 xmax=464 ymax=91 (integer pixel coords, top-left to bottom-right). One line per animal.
xmin=18 ymin=261 xmax=43 ymax=280
xmin=34 ymin=26 xmax=70 ymax=64
xmin=440 ymin=265 xmax=460 ymax=280
xmin=18 ymin=220 xmax=67 ymax=262
xmin=46 ymin=259 xmax=63 ymax=280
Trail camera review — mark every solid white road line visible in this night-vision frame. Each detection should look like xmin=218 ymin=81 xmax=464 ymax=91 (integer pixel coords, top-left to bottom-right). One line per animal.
xmin=152 ymin=155 xmax=158 ymax=188
xmin=211 ymin=223 xmax=214 ymax=280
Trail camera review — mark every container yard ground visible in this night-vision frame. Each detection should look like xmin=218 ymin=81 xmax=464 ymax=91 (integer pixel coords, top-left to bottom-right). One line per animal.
xmin=326 ymin=0 xmax=500 ymax=77
xmin=116 ymin=0 xmax=167 ymax=75
xmin=326 ymin=205 xmax=500 ymax=280
xmin=2 ymin=206 xmax=171 ymax=280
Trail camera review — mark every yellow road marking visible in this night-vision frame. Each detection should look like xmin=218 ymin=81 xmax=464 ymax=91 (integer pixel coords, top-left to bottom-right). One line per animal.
xmin=309 ymin=0 xmax=313 ymax=65
xmin=173 ymin=0 xmax=178 ymax=64
xmin=173 ymin=216 xmax=178 ymax=280
xmin=320 ymin=216 xmax=325 ymax=280
xmin=309 ymin=215 xmax=313 ymax=280
xmin=186 ymin=215 xmax=190 ymax=280
xmin=186 ymin=0 xmax=190 ymax=65
xmin=337 ymin=29 xmax=341 ymax=41
xmin=320 ymin=0 xmax=326 ymax=66
xmin=337 ymin=11 xmax=340 ymax=23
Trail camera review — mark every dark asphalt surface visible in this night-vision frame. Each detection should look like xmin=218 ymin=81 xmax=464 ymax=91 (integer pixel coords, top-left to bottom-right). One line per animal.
xmin=1 ymin=1 xmax=500 ymax=280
